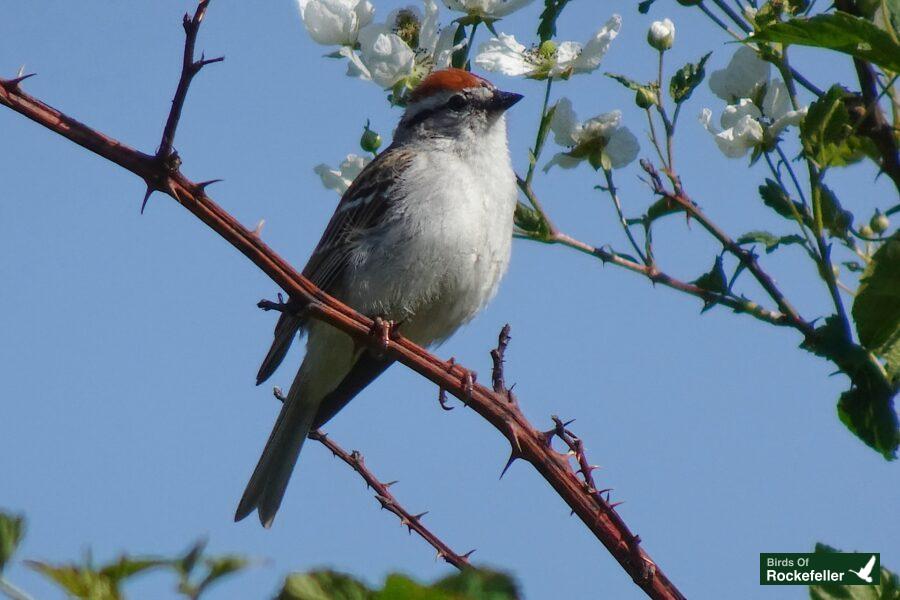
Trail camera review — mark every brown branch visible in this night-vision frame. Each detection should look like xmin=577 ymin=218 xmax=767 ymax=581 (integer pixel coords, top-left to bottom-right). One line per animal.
xmin=268 ymin=389 xmax=473 ymax=571
xmin=0 ymin=5 xmax=685 ymax=599
xmin=640 ymin=161 xmax=817 ymax=340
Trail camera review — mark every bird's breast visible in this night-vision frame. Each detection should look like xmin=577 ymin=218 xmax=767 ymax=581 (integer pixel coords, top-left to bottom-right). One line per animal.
xmin=346 ymin=145 xmax=517 ymax=346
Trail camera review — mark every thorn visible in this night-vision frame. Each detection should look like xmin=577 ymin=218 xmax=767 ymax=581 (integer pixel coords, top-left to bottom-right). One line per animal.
xmin=435 ymin=550 xmax=447 ymax=562
xmin=438 ymin=388 xmax=454 ymax=411
xmin=140 ymin=185 xmax=154 ymax=214
xmin=252 ymin=219 xmax=265 ymax=236
xmin=3 ymin=72 xmax=36 ymax=89
xmin=194 ymin=178 xmax=223 ymax=194
xmin=412 ymin=511 xmax=428 ymax=521
xmin=383 ymin=480 xmax=398 ymax=488
xmin=499 ymin=451 xmax=519 ymax=479
xmin=273 ymin=387 xmax=286 ymax=402
xmin=462 ymin=549 xmax=476 ymax=559
xmin=375 ymin=495 xmax=392 ymax=509
xmin=562 ymin=418 xmax=576 ymax=428
xmin=597 ymin=488 xmax=613 ymax=496
xmin=610 ymin=501 xmax=625 ymax=509
xmin=16 ymin=65 xmax=25 ymax=78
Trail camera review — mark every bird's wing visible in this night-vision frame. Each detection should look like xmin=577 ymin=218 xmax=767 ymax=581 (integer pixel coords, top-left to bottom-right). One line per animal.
xmin=862 ymin=555 xmax=877 ymax=576
xmin=256 ymin=145 xmax=414 ymax=384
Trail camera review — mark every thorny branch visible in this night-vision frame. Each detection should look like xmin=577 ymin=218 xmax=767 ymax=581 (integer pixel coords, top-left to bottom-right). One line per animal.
xmin=0 ymin=2 xmax=685 ymax=599
xmin=271 ymin=389 xmax=473 ymax=571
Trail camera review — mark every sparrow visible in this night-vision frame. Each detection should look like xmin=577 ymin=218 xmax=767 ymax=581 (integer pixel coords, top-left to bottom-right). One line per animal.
xmin=235 ymin=68 xmax=523 ymax=527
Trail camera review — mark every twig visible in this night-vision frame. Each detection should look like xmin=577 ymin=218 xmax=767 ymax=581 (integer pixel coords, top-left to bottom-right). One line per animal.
xmin=0 ymin=5 xmax=685 ymax=599
xmin=640 ymin=161 xmax=816 ymax=340
xmin=0 ymin=578 xmax=35 ymax=600
xmin=269 ymin=387 xmax=472 ymax=570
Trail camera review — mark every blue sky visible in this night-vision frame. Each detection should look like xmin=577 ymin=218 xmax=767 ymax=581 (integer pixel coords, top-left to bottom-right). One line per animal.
xmin=1 ymin=1 xmax=898 ymax=599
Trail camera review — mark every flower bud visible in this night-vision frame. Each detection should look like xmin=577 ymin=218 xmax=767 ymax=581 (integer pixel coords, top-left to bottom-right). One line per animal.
xmin=647 ymin=18 xmax=675 ymax=51
xmin=859 ymin=225 xmax=875 ymax=238
xmin=870 ymin=210 xmax=890 ymax=234
xmin=635 ymin=87 xmax=658 ymax=109
xmin=360 ymin=121 xmax=382 ymax=153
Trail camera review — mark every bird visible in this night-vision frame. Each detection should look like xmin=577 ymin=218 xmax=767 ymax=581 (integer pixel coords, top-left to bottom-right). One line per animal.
xmin=235 ymin=68 xmax=523 ymax=527
xmin=848 ymin=555 xmax=877 ymax=583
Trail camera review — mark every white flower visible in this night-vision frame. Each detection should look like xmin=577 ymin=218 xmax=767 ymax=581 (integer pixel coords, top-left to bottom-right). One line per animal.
xmin=442 ymin=0 xmax=534 ymax=18
xmin=544 ymin=98 xmax=639 ymax=170
xmin=314 ymin=154 xmax=371 ymax=194
xmin=345 ymin=0 xmax=463 ymax=91
xmin=475 ymin=15 xmax=621 ymax=80
xmin=699 ymin=80 xmax=807 ymax=158
xmin=647 ymin=18 xmax=675 ymax=51
xmin=297 ymin=0 xmax=374 ymax=46
xmin=708 ymin=46 xmax=769 ymax=104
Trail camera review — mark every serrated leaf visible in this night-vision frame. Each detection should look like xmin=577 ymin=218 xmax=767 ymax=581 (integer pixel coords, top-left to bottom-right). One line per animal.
xmin=195 ymin=556 xmax=251 ymax=597
xmin=279 ymin=571 xmax=370 ymax=600
xmin=434 ymin=569 xmax=520 ymax=599
xmin=0 ymin=513 xmax=24 ymax=574
xmin=737 ymin=230 xmax=806 ymax=253
xmin=801 ymin=315 xmax=899 ymax=459
xmin=646 ymin=197 xmax=681 ymax=224
xmin=819 ymin=184 xmax=854 ymax=239
xmin=605 ymin=72 xmax=648 ymax=92
xmin=800 ymin=85 xmax=879 ymax=168
xmin=759 ymin=179 xmax=812 ymax=225
xmin=669 ymin=52 xmax=711 ymax=104
xmin=692 ymin=256 xmax=728 ymax=311
xmin=853 ymin=233 xmax=900 ymax=382
xmin=28 ymin=561 xmax=120 ymax=600
xmin=538 ymin=0 xmax=572 ymax=42
xmin=752 ymin=12 xmax=900 ymax=73
xmin=810 ymin=543 xmax=900 ymax=600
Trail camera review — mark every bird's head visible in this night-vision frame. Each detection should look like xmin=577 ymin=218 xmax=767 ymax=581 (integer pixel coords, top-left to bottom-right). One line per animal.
xmin=396 ymin=68 xmax=523 ymax=142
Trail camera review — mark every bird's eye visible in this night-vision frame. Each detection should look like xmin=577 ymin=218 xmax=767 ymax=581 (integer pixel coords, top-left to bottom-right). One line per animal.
xmin=447 ymin=95 xmax=467 ymax=111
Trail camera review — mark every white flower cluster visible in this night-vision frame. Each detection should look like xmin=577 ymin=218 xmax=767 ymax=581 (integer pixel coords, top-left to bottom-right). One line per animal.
xmin=699 ymin=47 xmax=807 ymax=158
xmin=314 ymin=153 xmax=372 ymax=194
xmin=474 ymin=15 xmax=621 ymax=80
xmin=296 ymin=0 xmax=538 ymax=93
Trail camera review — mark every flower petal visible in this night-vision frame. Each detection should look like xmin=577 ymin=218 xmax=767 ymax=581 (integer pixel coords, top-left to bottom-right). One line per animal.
xmin=761 ymin=79 xmax=792 ymax=120
xmin=708 ymin=46 xmax=769 ymax=103
xmin=573 ymin=14 xmax=621 ymax=74
xmin=357 ymin=24 xmax=417 ymax=88
xmin=605 ymin=126 xmax=639 ymax=168
xmin=543 ymin=152 xmax=582 ymax=171
xmin=474 ymin=33 xmax=536 ymax=77
xmin=549 ymin=97 xmax=582 ymax=146
xmin=720 ymin=98 xmax=761 ymax=130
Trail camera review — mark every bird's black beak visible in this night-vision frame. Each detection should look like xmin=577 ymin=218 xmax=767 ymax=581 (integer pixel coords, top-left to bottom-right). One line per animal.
xmin=491 ymin=90 xmax=524 ymax=111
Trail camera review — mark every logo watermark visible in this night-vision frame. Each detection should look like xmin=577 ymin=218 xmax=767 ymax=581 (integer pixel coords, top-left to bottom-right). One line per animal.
xmin=760 ymin=553 xmax=880 ymax=585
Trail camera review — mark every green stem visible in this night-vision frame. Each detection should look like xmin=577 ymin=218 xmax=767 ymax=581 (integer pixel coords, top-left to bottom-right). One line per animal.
xmin=461 ymin=21 xmax=480 ymax=67
xmin=604 ymin=168 xmax=647 ymax=264
xmin=525 ymin=77 xmax=554 ymax=186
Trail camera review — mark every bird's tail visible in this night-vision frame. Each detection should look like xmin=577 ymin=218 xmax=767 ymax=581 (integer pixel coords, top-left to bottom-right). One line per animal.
xmin=235 ymin=364 xmax=320 ymax=527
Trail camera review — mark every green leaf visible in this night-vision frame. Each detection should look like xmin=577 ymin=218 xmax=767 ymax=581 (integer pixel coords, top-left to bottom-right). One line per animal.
xmin=819 ymin=184 xmax=854 ymax=239
xmin=98 ymin=555 xmax=166 ymax=584
xmin=279 ymin=571 xmax=370 ymax=600
xmin=646 ymin=197 xmax=681 ymax=224
xmin=638 ymin=0 xmax=656 ymax=13
xmin=538 ymin=0 xmax=572 ymax=42
xmin=759 ymin=178 xmax=812 ymax=225
xmin=605 ymin=73 xmax=648 ymax=93
xmin=0 ymin=512 xmax=24 ymax=574
xmin=28 ymin=561 xmax=120 ymax=600
xmin=801 ymin=315 xmax=899 ymax=459
xmin=669 ymin=52 xmax=711 ymax=104
xmin=692 ymin=256 xmax=729 ymax=311
xmin=195 ymin=556 xmax=251 ymax=597
xmin=514 ymin=203 xmax=551 ymax=240
xmin=752 ymin=12 xmax=900 ymax=72
xmin=810 ymin=544 xmax=900 ymax=599
xmin=853 ymin=232 xmax=900 ymax=382
xmin=801 ymin=85 xmax=879 ymax=168
xmin=434 ymin=569 xmax=520 ymax=600
xmin=737 ymin=230 xmax=806 ymax=253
